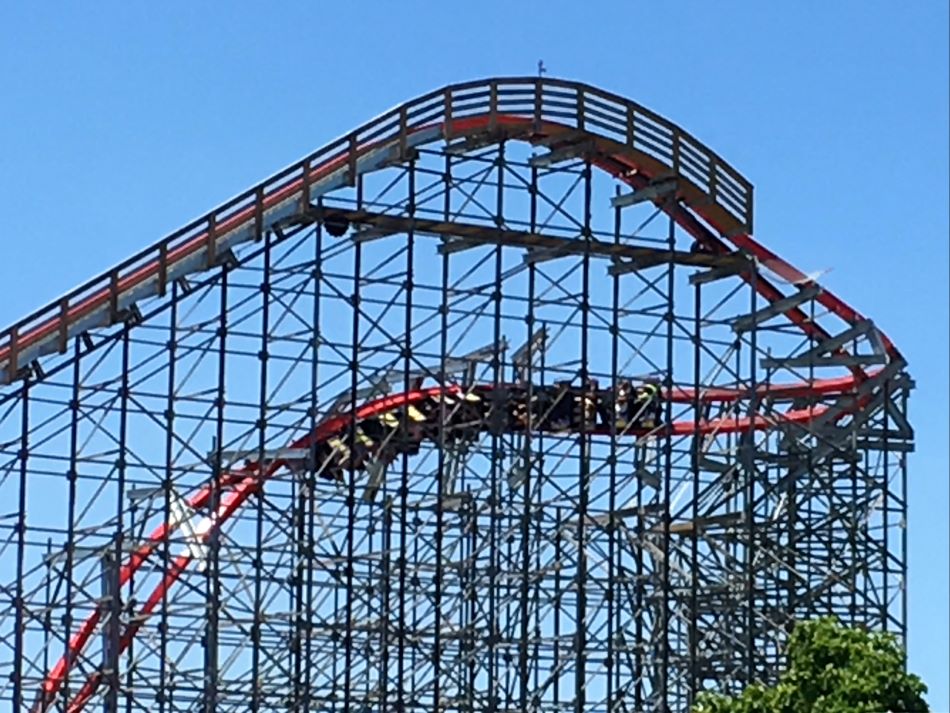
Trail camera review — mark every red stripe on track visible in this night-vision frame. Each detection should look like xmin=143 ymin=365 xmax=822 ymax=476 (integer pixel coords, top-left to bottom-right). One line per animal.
xmin=31 ymin=112 xmax=897 ymax=711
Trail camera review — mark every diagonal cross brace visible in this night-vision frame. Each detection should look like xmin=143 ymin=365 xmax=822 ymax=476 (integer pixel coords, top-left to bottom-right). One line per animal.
xmin=732 ymin=284 xmax=822 ymax=333
xmin=761 ymin=320 xmax=884 ymax=369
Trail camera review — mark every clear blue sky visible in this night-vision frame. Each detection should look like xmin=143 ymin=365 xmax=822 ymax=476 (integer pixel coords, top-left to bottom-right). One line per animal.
xmin=1 ymin=1 xmax=947 ymax=707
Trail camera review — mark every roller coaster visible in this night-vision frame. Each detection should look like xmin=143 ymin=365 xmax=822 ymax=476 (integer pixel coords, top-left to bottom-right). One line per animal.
xmin=0 ymin=78 xmax=912 ymax=712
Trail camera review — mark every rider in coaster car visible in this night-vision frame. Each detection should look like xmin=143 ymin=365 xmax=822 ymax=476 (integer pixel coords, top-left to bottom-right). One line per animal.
xmin=600 ymin=378 xmax=634 ymax=430
xmin=377 ymin=406 xmax=427 ymax=456
xmin=573 ymin=377 xmax=600 ymax=431
xmin=314 ymin=422 xmax=382 ymax=482
xmin=349 ymin=426 xmax=377 ymax=468
xmin=631 ymin=380 xmax=664 ymax=430
xmin=440 ymin=390 xmax=486 ymax=442
xmin=507 ymin=385 xmax=531 ymax=431
xmin=317 ymin=436 xmax=350 ymax=482
xmin=525 ymin=388 xmax=555 ymax=431
xmin=546 ymin=381 xmax=576 ymax=432
xmin=357 ymin=416 xmax=388 ymax=444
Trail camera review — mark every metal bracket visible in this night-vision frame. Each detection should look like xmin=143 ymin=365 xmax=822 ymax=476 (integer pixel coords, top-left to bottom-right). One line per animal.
xmin=689 ymin=256 xmax=754 ymax=285
xmin=611 ymin=177 xmax=678 ymax=208
xmin=528 ymin=140 xmax=598 ymax=168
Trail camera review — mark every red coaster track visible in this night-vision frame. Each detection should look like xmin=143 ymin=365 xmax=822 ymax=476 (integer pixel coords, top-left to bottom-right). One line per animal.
xmin=2 ymin=78 xmax=902 ymax=712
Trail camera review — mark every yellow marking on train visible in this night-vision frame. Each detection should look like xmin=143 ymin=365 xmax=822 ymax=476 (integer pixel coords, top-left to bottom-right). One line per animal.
xmin=377 ymin=405 xmax=427 ymax=423
xmin=327 ymin=438 xmax=350 ymax=458
xmin=442 ymin=391 xmax=481 ymax=404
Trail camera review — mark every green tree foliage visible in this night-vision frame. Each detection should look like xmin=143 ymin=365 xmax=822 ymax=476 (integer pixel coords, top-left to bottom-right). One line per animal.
xmin=693 ymin=617 xmax=929 ymax=713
